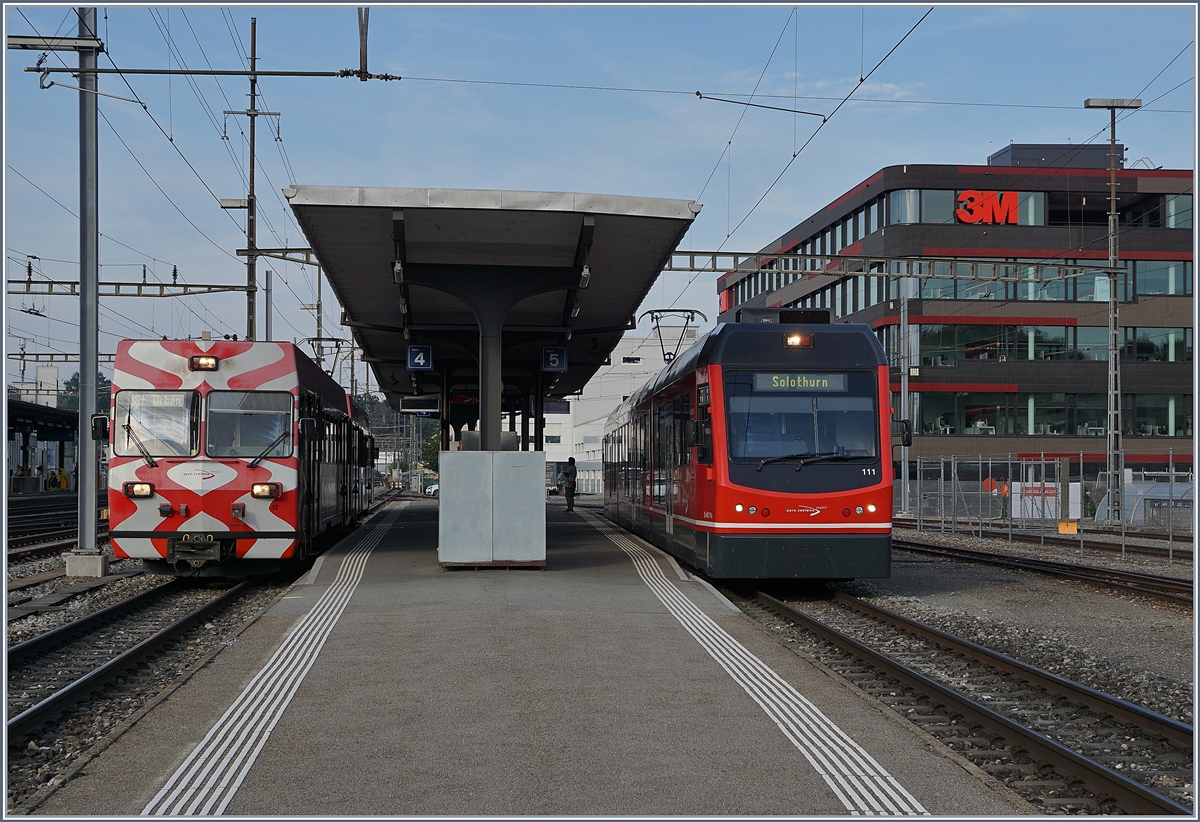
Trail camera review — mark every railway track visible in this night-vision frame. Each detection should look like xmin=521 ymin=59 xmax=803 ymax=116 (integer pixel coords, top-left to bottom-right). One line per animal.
xmin=7 ymin=579 xmax=248 ymax=739
xmin=892 ymin=539 xmax=1192 ymax=605
xmin=752 ymin=591 xmax=1193 ymax=815
xmin=894 ymin=520 xmax=1194 ymax=562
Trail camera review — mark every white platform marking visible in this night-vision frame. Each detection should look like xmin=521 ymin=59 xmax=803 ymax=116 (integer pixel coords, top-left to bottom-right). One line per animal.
xmin=142 ymin=503 xmax=406 ymax=816
xmin=582 ymin=513 xmax=928 ymax=817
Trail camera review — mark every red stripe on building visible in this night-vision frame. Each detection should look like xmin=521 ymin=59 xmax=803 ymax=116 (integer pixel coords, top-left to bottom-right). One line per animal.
xmin=873 ymin=316 xmax=1078 ymax=328
xmin=955 ymin=165 xmax=1190 ymax=179
xmin=827 ymin=171 xmax=884 ymax=211
xmin=889 ymin=383 xmax=1020 ymax=393
xmin=920 ymin=247 xmax=1192 ymax=261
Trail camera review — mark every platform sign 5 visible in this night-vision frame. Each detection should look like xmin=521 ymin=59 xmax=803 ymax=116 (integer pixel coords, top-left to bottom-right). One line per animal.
xmin=407 ymin=345 xmax=433 ymax=371
xmin=542 ymin=346 xmax=567 ymax=372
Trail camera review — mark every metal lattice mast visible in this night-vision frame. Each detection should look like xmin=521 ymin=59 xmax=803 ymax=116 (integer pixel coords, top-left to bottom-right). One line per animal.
xmin=1086 ymin=97 xmax=1141 ymax=525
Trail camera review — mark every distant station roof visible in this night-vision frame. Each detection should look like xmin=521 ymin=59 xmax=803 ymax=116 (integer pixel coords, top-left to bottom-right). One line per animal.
xmin=286 ymin=186 xmax=700 ymax=430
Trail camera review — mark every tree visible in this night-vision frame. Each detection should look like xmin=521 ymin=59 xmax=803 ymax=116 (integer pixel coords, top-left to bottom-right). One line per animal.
xmin=421 ymin=432 xmax=440 ymax=472
xmin=60 ymin=371 xmax=111 ymax=411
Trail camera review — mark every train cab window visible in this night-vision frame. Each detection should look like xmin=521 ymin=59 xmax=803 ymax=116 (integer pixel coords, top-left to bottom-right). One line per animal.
xmin=724 ymin=371 xmax=878 ymax=462
xmin=206 ymin=391 xmax=294 ymax=459
xmin=113 ymin=390 xmax=199 ymax=458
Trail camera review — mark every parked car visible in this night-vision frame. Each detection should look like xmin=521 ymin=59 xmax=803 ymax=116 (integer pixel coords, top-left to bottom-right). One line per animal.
xmin=424 ymin=484 xmax=439 ymax=497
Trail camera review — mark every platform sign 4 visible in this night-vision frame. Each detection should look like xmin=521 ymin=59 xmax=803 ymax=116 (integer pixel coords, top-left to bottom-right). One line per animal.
xmin=542 ymin=346 xmax=567 ymax=373
xmin=407 ymin=345 xmax=433 ymax=371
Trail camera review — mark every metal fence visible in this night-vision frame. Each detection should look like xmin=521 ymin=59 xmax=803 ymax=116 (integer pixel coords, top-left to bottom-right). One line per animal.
xmin=894 ymin=454 xmax=1194 ymax=544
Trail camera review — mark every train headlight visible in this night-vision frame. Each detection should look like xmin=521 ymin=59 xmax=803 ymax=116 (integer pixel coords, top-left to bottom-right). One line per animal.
xmin=251 ymin=482 xmax=282 ymax=499
xmin=867 ymin=504 xmax=877 ymax=513
xmin=189 ymin=355 xmax=219 ymax=371
xmin=123 ymin=482 xmax=154 ymax=498
xmin=734 ymin=503 xmax=744 ymax=513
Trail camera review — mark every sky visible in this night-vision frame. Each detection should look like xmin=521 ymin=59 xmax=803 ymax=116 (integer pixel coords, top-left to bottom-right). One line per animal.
xmin=3 ymin=3 xmax=1196 ymax=398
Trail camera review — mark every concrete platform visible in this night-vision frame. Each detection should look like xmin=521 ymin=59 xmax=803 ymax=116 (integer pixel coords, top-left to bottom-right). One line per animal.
xmin=37 ymin=500 xmax=1034 ymax=816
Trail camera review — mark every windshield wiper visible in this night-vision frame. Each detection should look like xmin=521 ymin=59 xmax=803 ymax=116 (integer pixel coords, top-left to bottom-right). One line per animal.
xmin=756 ymin=450 xmax=868 ymax=473
xmin=248 ymin=429 xmax=290 ymax=469
xmin=122 ymin=421 xmax=158 ymax=468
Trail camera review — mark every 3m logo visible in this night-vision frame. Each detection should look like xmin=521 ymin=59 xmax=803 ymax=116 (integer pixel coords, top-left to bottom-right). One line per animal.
xmin=956 ymin=190 xmax=1019 ymax=224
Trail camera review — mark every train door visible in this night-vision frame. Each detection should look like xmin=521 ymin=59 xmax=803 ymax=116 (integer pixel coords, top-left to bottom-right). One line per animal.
xmin=664 ymin=401 xmax=675 ymax=537
xmin=300 ymin=393 xmax=319 ymax=555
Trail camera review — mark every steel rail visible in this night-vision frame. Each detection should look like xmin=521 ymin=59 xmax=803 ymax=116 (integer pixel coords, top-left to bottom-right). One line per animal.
xmin=893 ymin=540 xmax=1192 ymax=605
xmin=831 ymin=592 xmax=1193 ymax=747
xmin=7 ymin=581 xmax=248 ymax=738
xmin=756 ymin=592 xmax=1192 ymax=816
xmin=7 ymin=580 xmax=177 ymax=664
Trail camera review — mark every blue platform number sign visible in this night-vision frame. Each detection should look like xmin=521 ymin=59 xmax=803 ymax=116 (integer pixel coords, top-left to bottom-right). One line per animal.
xmin=407 ymin=345 xmax=433 ymax=371
xmin=542 ymin=346 xmax=568 ymax=373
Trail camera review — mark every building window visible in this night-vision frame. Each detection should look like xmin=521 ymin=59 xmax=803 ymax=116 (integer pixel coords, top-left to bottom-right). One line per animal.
xmin=868 ymin=200 xmax=879 ymax=234
xmin=1075 ymin=326 xmax=1110 ymax=361
xmin=918 ymin=324 xmax=955 ymax=367
xmin=1075 ymin=269 xmax=1112 ymax=302
xmin=1136 ymin=261 xmax=1191 ymax=297
xmin=1131 ymin=395 xmax=1193 ymax=437
xmin=921 ymin=190 xmax=956 ymax=224
xmin=1017 ymin=192 xmax=1045 ymax=225
xmin=920 ymin=262 xmax=955 ymax=299
xmin=854 ymin=209 xmax=864 ymax=241
xmin=961 ymin=393 xmax=1007 ymax=435
xmin=1129 ymin=328 xmax=1193 ymax=362
xmin=1018 ymin=263 xmax=1066 ymax=301
xmin=957 ymin=325 xmax=1005 ymax=361
xmin=920 ymin=392 xmax=956 ymax=435
xmin=1075 ymin=395 xmax=1107 ymax=436
xmin=1017 ymin=392 xmax=1067 ymax=435
xmin=889 ymin=189 xmax=919 ymax=225
xmin=1166 ymin=194 xmax=1192 ymax=229
xmin=1016 ymin=326 xmax=1068 ymax=360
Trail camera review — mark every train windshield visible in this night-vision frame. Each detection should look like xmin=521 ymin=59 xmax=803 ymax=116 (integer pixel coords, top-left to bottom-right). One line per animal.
xmin=725 ymin=371 xmax=878 ymax=462
xmin=206 ymin=391 xmax=293 ymax=459
xmin=113 ymin=390 xmax=200 ymax=458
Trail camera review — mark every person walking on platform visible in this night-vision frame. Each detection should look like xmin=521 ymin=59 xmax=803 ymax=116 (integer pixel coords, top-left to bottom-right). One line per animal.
xmin=563 ymin=456 xmax=578 ymax=513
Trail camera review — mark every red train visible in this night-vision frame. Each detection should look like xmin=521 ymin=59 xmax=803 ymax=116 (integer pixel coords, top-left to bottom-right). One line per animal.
xmin=603 ymin=318 xmax=909 ymax=579
xmin=104 ymin=340 xmax=375 ymax=576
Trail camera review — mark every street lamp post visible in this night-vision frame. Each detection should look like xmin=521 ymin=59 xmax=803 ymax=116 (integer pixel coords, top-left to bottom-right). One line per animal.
xmin=1084 ymin=97 xmax=1141 ymax=526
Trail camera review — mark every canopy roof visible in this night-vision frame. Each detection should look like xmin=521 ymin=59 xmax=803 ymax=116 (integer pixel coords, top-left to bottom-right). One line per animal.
xmin=286 ymin=186 xmax=700 ymax=421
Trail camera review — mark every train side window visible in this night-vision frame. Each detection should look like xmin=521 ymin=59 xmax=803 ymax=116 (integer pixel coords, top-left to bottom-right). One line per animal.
xmin=696 ymin=404 xmax=713 ymax=464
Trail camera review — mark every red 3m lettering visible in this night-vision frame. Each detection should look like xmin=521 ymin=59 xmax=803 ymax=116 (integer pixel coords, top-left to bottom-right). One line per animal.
xmin=983 ymin=191 xmax=1019 ymax=223
xmin=956 ymin=189 xmax=984 ymax=223
xmin=957 ymin=190 xmax=1020 ymax=224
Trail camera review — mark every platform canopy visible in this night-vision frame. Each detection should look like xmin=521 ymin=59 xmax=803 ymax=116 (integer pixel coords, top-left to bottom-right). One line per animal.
xmin=285 ymin=186 xmax=700 ymax=449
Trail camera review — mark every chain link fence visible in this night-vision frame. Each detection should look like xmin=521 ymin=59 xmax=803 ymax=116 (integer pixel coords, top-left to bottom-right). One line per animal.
xmin=894 ymin=455 xmax=1193 ymax=544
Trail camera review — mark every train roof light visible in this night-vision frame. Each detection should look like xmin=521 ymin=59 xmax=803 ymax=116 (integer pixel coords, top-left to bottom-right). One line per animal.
xmin=783 ymin=332 xmax=814 ymax=349
xmin=189 ymin=355 xmax=219 ymax=371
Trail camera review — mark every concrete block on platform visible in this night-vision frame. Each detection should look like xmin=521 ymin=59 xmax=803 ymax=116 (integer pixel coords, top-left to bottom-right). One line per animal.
xmin=65 ymin=553 xmax=110 ymax=578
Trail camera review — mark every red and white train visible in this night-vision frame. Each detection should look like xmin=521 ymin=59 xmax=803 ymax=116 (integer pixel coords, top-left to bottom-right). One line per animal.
xmin=603 ymin=317 xmax=909 ymax=579
xmin=105 ymin=339 xmax=375 ymax=576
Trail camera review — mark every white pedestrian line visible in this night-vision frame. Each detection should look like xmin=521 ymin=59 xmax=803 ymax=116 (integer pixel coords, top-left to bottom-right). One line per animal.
xmin=582 ymin=512 xmax=929 ymax=817
xmin=142 ymin=503 xmax=406 ymax=816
